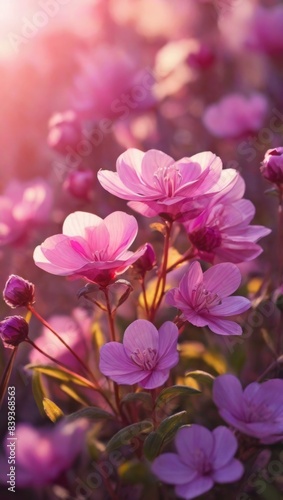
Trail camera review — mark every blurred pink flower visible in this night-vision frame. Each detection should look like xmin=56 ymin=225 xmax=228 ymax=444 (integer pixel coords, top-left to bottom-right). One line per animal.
xmin=99 ymin=319 xmax=179 ymax=389
xmin=152 ymin=424 xmax=243 ymax=499
xmin=63 ymin=168 xmax=94 ymax=201
xmin=166 ymin=261 xmax=250 ymax=335
xmin=261 ymin=147 xmax=283 ymax=186
xmin=0 ymin=178 xmax=53 ymax=246
xmin=184 ymin=199 xmax=271 ymax=264
xmin=29 ymin=308 xmax=91 ymax=372
xmin=203 ymin=93 xmax=268 ymax=138
xmin=47 ymin=110 xmax=83 ymax=155
xmin=98 ymin=148 xmax=238 ymax=220
xmin=246 ymin=6 xmax=283 ymax=54
xmin=213 ymin=375 xmax=283 ymax=444
xmin=0 ymin=420 xmax=87 ymax=488
xmin=33 ymin=211 xmax=146 ymax=285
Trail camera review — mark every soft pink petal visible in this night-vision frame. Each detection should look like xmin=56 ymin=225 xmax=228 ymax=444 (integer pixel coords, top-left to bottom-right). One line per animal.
xmin=104 ymin=212 xmax=138 ymax=257
xmin=213 ymin=459 xmax=244 ymax=483
xmin=203 ymin=263 xmax=242 ymax=297
xmin=212 ymin=427 xmax=238 ymax=469
xmin=85 ymin=222 xmax=110 ymax=253
xmin=213 ymin=375 xmax=244 ymax=419
xmin=179 ymin=261 xmax=204 ymax=302
xmin=209 ymin=296 xmax=251 ymax=316
xmin=152 ymin=453 xmax=196 ymax=485
xmin=157 ymin=321 xmax=179 ymax=369
xmin=116 ymin=148 xmax=144 ymax=188
xmin=34 ymin=235 xmax=88 ymax=275
xmin=141 ymin=149 xmax=174 ymax=186
xmin=99 ymin=342 xmax=145 ymax=384
xmin=175 ymin=476 xmax=213 ymax=500
xmin=98 ymin=170 xmax=140 ymax=199
xmin=123 ymin=319 xmax=159 ymax=357
xmin=206 ymin=317 xmax=242 ymax=335
xmin=63 ymin=211 xmax=103 ymax=237
xmin=127 ymin=201 xmax=159 ymax=217
xmin=140 ymin=369 xmax=170 ymax=389
xmin=175 ymin=425 xmax=213 ymax=466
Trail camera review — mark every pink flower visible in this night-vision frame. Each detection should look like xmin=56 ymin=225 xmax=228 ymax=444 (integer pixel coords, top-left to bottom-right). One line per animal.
xmin=203 ymin=93 xmax=268 ymax=138
xmin=166 ymin=261 xmax=250 ymax=335
xmin=213 ymin=375 xmax=283 ymax=444
xmin=63 ymin=168 xmax=94 ymax=201
xmin=29 ymin=308 xmax=91 ymax=372
xmin=246 ymin=6 xmax=283 ymax=54
xmin=33 ymin=211 xmax=146 ymax=285
xmin=261 ymin=147 xmax=283 ymax=185
xmin=152 ymin=424 xmax=244 ymax=499
xmin=99 ymin=320 xmax=179 ymax=389
xmin=98 ymin=148 xmax=238 ymax=220
xmin=47 ymin=111 xmax=83 ymax=155
xmin=0 ymin=420 xmax=87 ymax=488
xmin=0 ymin=178 xmax=53 ymax=246
xmin=184 ymin=199 xmax=271 ymax=264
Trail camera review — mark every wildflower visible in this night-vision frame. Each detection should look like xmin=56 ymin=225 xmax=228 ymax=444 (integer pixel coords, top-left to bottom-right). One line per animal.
xmin=213 ymin=374 xmax=283 ymax=444
xmin=166 ymin=261 xmax=250 ymax=335
xmin=99 ymin=319 xmax=179 ymax=389
xmin=3 ymin=275 xmax=35 ymax=308
xmin=152 ymin=424 xmax=243 ymax=499
xmin=33 ymin=211 xmax=146 ymax=286
xmin=0 ymin=316 xmax=29 ymax=348
xmin=98 ymin=148 xmax=238 ymax=220
xmin=260 ymin=147 xmax=283 ymax=186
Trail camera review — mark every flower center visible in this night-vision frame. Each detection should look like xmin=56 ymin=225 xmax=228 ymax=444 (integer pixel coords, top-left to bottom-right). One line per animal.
xmin=193 ymin=449 xmax=213 ymax=475
xmin=192 ymin=283 xmax=222 ymax=312
xmin=131 ymin=347 xmax=158 ymax=371
xmin=153 ymin=164 xmax=182 ymax=197
xmin=245 ymin=402 xmax=273 ymax=423
xmin=189 ymin=227 xmax=222 ymax=252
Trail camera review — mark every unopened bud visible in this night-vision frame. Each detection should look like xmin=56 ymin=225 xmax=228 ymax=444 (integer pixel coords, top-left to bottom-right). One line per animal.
xmin=3 ymin=275 xmax=35 ymax=308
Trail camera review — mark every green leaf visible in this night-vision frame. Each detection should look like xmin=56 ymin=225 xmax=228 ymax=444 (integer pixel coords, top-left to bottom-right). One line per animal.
xmin=106 ymin=421 xmax=153 ymax=453
xmin=155 ymin=385 xmax=200 ymax=409
xmin=32 ymin=372 xmax=47 ymax=416
xmin=118 ymin=461 xmax=152 ymax=484
xmin=185 ymin=370 xmax=215 ymax=387
xmin=65 ymin=406 xmax=115 ymax=423
xmin=26 ymin=364 xmax=93 ymax=388
xmin=121 ymin=392 xmax=153 ymax=409
xmin=143 ymin=411 xmax=188 ymax=461
xmin=43 ymin=398 xmax=64 ymax=422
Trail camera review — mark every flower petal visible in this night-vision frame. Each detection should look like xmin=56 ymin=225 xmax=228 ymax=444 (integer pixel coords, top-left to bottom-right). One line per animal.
xmin=63 ymin=212 xmax=103 ymax=237
xmin=209 ymin=296 xmax=251 ymax=316
xmin=152 ymin=453 xmax=196 ymax=485
xmin=175 ymin=425 xmax=214 ymax=466
xmin=99 ymin=342 xmax=145 ymax=385
xmin=35 ymin=235 xmax=88 ymax=274
xmin=175 ymin=476 xmax=213 ymax=500
xmin=157 ymin=321 xmax=179 ymax=370
xmin=140 ymin=369 xmax=170 ymax=389
xmin=213 ymin=375 xmax=244 ymax=419
xmin=203 ymin=263 xmax=242 ymax=297
xmin=123 ymin=319 xmax=159 ymax=357
xmin=206 ymin=317 xmax=242 ymax=335
xmin=104 ymin=212 xmax=138 ymax=257
xmin=212 ymin=427 xmax=238 ymax=469
xmin=213 ymin=459 xmax=244 ymax=483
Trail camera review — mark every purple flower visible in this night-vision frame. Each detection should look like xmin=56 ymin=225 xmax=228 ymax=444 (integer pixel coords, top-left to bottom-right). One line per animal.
xmin=213 ymin=374 xmax=283 ymax=444
xmin=261 ymin=147 xmax=283 ymax=185
xmin=166 ymin=261 xmax=250 ymax=335
xmin=0 ymin=420 xmax=87 ymax=488
xmin=99 ymin=320 xmax=179 ymax=389
xmin=33 ymin=211 xmax=147 ymax=286
xmin=98 ymin=148 xmax=238 ymax=220
xmin=3 ymin=275 xmax=35 ymax=308
xmin=0 ymin=316 xmax=29 ymax=348
xmin=152 ymin=424 xmax=244 ymax=499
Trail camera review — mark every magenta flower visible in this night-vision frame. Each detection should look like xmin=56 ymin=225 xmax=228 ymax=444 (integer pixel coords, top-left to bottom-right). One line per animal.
xmin=99 ymin=320 xmax=179 ymax=389
xmin=246 ymin=5 xmax=283 ymax=54
xmin=166 ymin=261 xmax=250 ymax=335
xmin=47 ymin=110 xmax=83 ymax=155
xmin=0 ymin=420 xmax=87 ymax=488
xmin=3 ymin=275 xmax=35 ymax=308
xmin=185 ymin=199 xmax=271 ymax=264
xmin=152 ymin=424 xmax=244 ymax=499
xmin=98 ymin=148 xmax=238 ymax=220
xmin=213 ymin=374 xmax=283 ymax=444
xmin=33 ymin=211 xmax=146 ymax=285
xmin=261 ymin=147 xmax=283 ymax=185
xmin=63 ymin=168 xmax=94 ymax=201
xmin=0 ymin=316 xmax=29 ymax=348
xmin=203 ymin=93 xmax=268 ymax=138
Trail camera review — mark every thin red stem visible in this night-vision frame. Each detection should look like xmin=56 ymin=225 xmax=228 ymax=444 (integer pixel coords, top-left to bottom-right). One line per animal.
xmin=150 ymin=220 xmax=173 ymax=320
xmin=0 ymin=347 xmax=18 ymax=409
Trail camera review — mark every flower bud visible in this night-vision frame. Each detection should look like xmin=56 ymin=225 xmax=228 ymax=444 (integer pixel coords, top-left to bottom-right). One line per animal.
xmin=0 ymin=316 xmax=29 ymax=348
xmin=47 ymin=111 xmax=82 ymax=155
xmin=3 ymin=275 xmax=35 ymax=308
xmin=132 ymin=243 xmax=156 ymax=277
xmin=260 ymin=147 xmax=283 ymax=185
xmin=63 ymin=169 xmax=94 ymax=201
